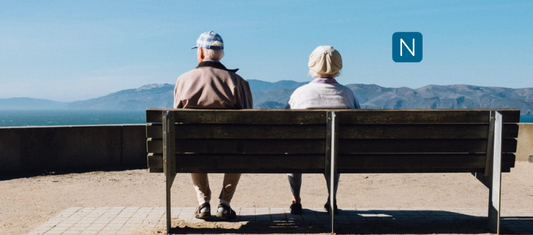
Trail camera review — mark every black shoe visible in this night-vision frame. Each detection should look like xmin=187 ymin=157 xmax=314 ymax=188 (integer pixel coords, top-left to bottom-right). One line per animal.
xmin=216 ymin=204 xmax=237 ymax=220
xmin=290 ymin=203 xmax=302 ymax=214
xmin=195 ymin=202 xmax=211 ymax=219
xmin=324 ymin=202 xmax=339 ymax=215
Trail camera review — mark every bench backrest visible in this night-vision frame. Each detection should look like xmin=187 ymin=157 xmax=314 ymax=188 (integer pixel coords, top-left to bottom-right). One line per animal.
xmin=334 ymin=110 xmax=519 ymax=173
xmin=147 ymin=109 xmax=331 ymax=173
xmin=146 ymin=109 xmax=520 ymax=174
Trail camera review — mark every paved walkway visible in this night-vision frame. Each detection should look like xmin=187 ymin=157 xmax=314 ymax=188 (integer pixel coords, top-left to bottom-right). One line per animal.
xmin=28 ymin=207 xmax=533 ymax=235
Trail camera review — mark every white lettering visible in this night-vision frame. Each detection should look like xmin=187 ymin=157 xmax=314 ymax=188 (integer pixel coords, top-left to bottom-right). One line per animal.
xmin=400 ymin=38 xmax=415 ymax=56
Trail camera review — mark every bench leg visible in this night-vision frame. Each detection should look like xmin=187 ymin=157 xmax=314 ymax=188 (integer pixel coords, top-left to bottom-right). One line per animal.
xmin=166 ymin=173 xmax=174 ymax=234
xmin=475 ymin=111 xmax=502 ymax=234
xmin=488 ymin=111 xmax=503 ymax=234
xmin=163 ymin=111 xmax=177 ymax=234
xmin=325 ymin=111 xmax=338 ymax=234
xmin=488 ymin=169 xmax=502 ymax=234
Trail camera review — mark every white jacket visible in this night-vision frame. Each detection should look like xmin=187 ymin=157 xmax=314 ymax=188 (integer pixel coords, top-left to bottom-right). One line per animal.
xmin=287 ymin=80 xmax=359 ymax=109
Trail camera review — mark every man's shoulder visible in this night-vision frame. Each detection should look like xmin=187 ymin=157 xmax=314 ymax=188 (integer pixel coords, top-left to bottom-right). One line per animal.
xmin=177 ymin=66 xmax=215 ymax=81
xmin=177 ymin=66 xmax=248 ymax=85
xmin=235 ymin=73 xmax=248 ymax=82
xmin=178 ymin=67 xmax=200 ymax=78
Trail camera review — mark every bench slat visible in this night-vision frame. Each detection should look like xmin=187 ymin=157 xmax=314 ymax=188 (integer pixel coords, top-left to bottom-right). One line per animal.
xmin=502 ymin=124 xmax=520 ymax=138
xmin=146 ymin=138 xmax=517 ymax=155
xmin=147 ymin=139 xmax=326 ymax=155
xmin=147 ymin=109 xmax=327 ymax=124
xmin=337 ymin=153 xmax=516 ymax=173
xmin=338 ymin=139 xmax=517 ymax=154
xmin=147 ymin=153 xmax=163 ymax=173
xmin=146 ymin=123 xmax=160 ymax=139
xmin=335 ymin=109 xmax=520 ymax=124
xmin=171 ymin=124 xmax=327 ymax=139
xmin=176 ymin=139 xmax=325 ymax=154
xmin=176 ymin=154 xmax=325 ymax=173
xmin=147 ymin=153 xmax=515 ymax=173
xmin=146 ymin=123 xmax=159 ymax=138
xmin=147 ymin=123 xmax=519 ymax=140
xmin=338 ymin=124 xmax=519 ymax=139
xmin=148 ymin=124 xmax=327 ymax=139
xmin=338 ymin=124 xmax=488 ymax=139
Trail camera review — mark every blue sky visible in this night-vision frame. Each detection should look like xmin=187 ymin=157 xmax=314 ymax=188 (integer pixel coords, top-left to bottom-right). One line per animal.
xmin=1 ymin=0 xmax=532 ymax=102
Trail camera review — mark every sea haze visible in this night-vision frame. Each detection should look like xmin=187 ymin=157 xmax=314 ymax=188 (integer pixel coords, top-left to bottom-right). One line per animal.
xmin=521 ymin=115 xmax=533 ymax=123
xmin=0 ymin=110 xmax=145 ymax=127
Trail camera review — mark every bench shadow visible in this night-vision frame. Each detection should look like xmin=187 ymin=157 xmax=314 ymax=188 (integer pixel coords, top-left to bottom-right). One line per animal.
xmin=168 ymin=209 xmax=533 ymax=234
xmin=169 ymin=209 xmax=328 ymax=234
xmin=500 ymin=216 xmax=533 ymax=235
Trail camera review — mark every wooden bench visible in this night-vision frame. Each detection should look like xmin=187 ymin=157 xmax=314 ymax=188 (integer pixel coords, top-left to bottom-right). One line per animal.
xmin=146 ymin=108 xmax=520 ymax=234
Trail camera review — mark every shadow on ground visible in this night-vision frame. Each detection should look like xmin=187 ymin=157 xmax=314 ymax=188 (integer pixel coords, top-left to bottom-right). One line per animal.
xmin=166 ymin=209 xmax=533 ymax=234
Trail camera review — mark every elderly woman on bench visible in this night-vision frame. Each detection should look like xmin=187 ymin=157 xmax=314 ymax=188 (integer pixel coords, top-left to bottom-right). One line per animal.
xmin=286 ymin=45 xmax=360 ymax=215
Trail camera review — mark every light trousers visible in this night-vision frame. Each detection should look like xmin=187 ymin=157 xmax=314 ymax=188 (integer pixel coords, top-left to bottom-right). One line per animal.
xmin=191 ymin=173 xmax=241 ymax=204
xmin=287 ymin=173 xmax=340 ymax=203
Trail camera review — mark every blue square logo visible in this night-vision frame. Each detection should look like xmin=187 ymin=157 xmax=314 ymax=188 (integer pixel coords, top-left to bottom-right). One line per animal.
xmin=392 ymin=32 xmax=423 ymax=63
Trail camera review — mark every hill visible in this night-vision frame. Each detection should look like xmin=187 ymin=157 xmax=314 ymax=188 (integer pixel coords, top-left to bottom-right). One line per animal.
xmin=349 ymin=84 xmax=533 ymax=115
xmin=68 ymin=84 xmax=174 ymax=110
xmin=0 ymin=97 xmax=67 ymax=110
xmin=1 ymin=80 xmax=532 ymax=115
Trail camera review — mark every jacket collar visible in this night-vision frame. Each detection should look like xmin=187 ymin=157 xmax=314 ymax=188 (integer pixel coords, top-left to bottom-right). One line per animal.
xmin=197 ymin=61 xmax=239 ymax=72
xmin=310 ymin=78 xmax=338 ymax=84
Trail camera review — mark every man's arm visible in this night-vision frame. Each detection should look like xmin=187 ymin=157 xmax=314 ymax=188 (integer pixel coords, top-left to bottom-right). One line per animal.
xmin=243 ymin=81 xmax=253 ymax=109
xmin=236 ymin=76 xmax=254 ymax=109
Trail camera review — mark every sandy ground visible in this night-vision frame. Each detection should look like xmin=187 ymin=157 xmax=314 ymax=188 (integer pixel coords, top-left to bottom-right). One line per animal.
xmin=1 ymin=162 xmax=532 ymax=235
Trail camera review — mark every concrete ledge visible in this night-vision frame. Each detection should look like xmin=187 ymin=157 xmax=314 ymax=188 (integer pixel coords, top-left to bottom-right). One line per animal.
xmin=516 ymin=123 xmax=533 ymax=161
xmin=0 ymin=125 xmax=146 ymax=175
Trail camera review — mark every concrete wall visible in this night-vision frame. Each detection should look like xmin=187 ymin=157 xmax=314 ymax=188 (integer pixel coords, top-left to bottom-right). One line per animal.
xmin=1 ymin=123 xmax=531 ymax=176
xmin=516 ymin=123 xmax=533 ymax=162
xmin=0 ymin=125 xmax=146 ymax=176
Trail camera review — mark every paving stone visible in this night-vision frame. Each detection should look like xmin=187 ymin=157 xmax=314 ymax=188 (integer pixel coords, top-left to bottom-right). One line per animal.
xmin=28 ymin=206 xmax=533 ymax=234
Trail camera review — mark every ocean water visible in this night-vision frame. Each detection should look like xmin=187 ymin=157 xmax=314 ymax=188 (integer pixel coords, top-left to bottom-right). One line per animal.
xmin=0 ymin=110 xmax=145 ymax=127
xmin=520 ymin=115 xmax=533 ymax=123
xmin=0 ymin=110 xmax=532 ymax=127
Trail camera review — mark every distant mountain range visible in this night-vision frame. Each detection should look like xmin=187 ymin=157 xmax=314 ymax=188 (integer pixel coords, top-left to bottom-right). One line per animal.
xmin=1 ymin=79 xmax=532 ymax=115
xmin=0 ymin=97 xmax=68 ymax=110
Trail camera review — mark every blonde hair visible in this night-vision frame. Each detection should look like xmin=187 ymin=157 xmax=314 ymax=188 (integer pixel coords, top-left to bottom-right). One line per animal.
xmin=309 ymin=70 xmax=341 ymax=78
xmin=308 ymin=45 xmax=342 ymax=78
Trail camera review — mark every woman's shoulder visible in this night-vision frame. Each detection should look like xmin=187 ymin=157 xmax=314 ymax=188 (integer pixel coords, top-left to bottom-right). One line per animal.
xmin=291 ymin=83 xmax=314 ymax=93
xmin=335 ymin=83 xmax=354 ymax=92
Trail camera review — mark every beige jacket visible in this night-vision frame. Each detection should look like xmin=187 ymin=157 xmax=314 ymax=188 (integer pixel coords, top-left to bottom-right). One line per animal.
xmin=174 ymin=61 xmax=253 ymax=109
